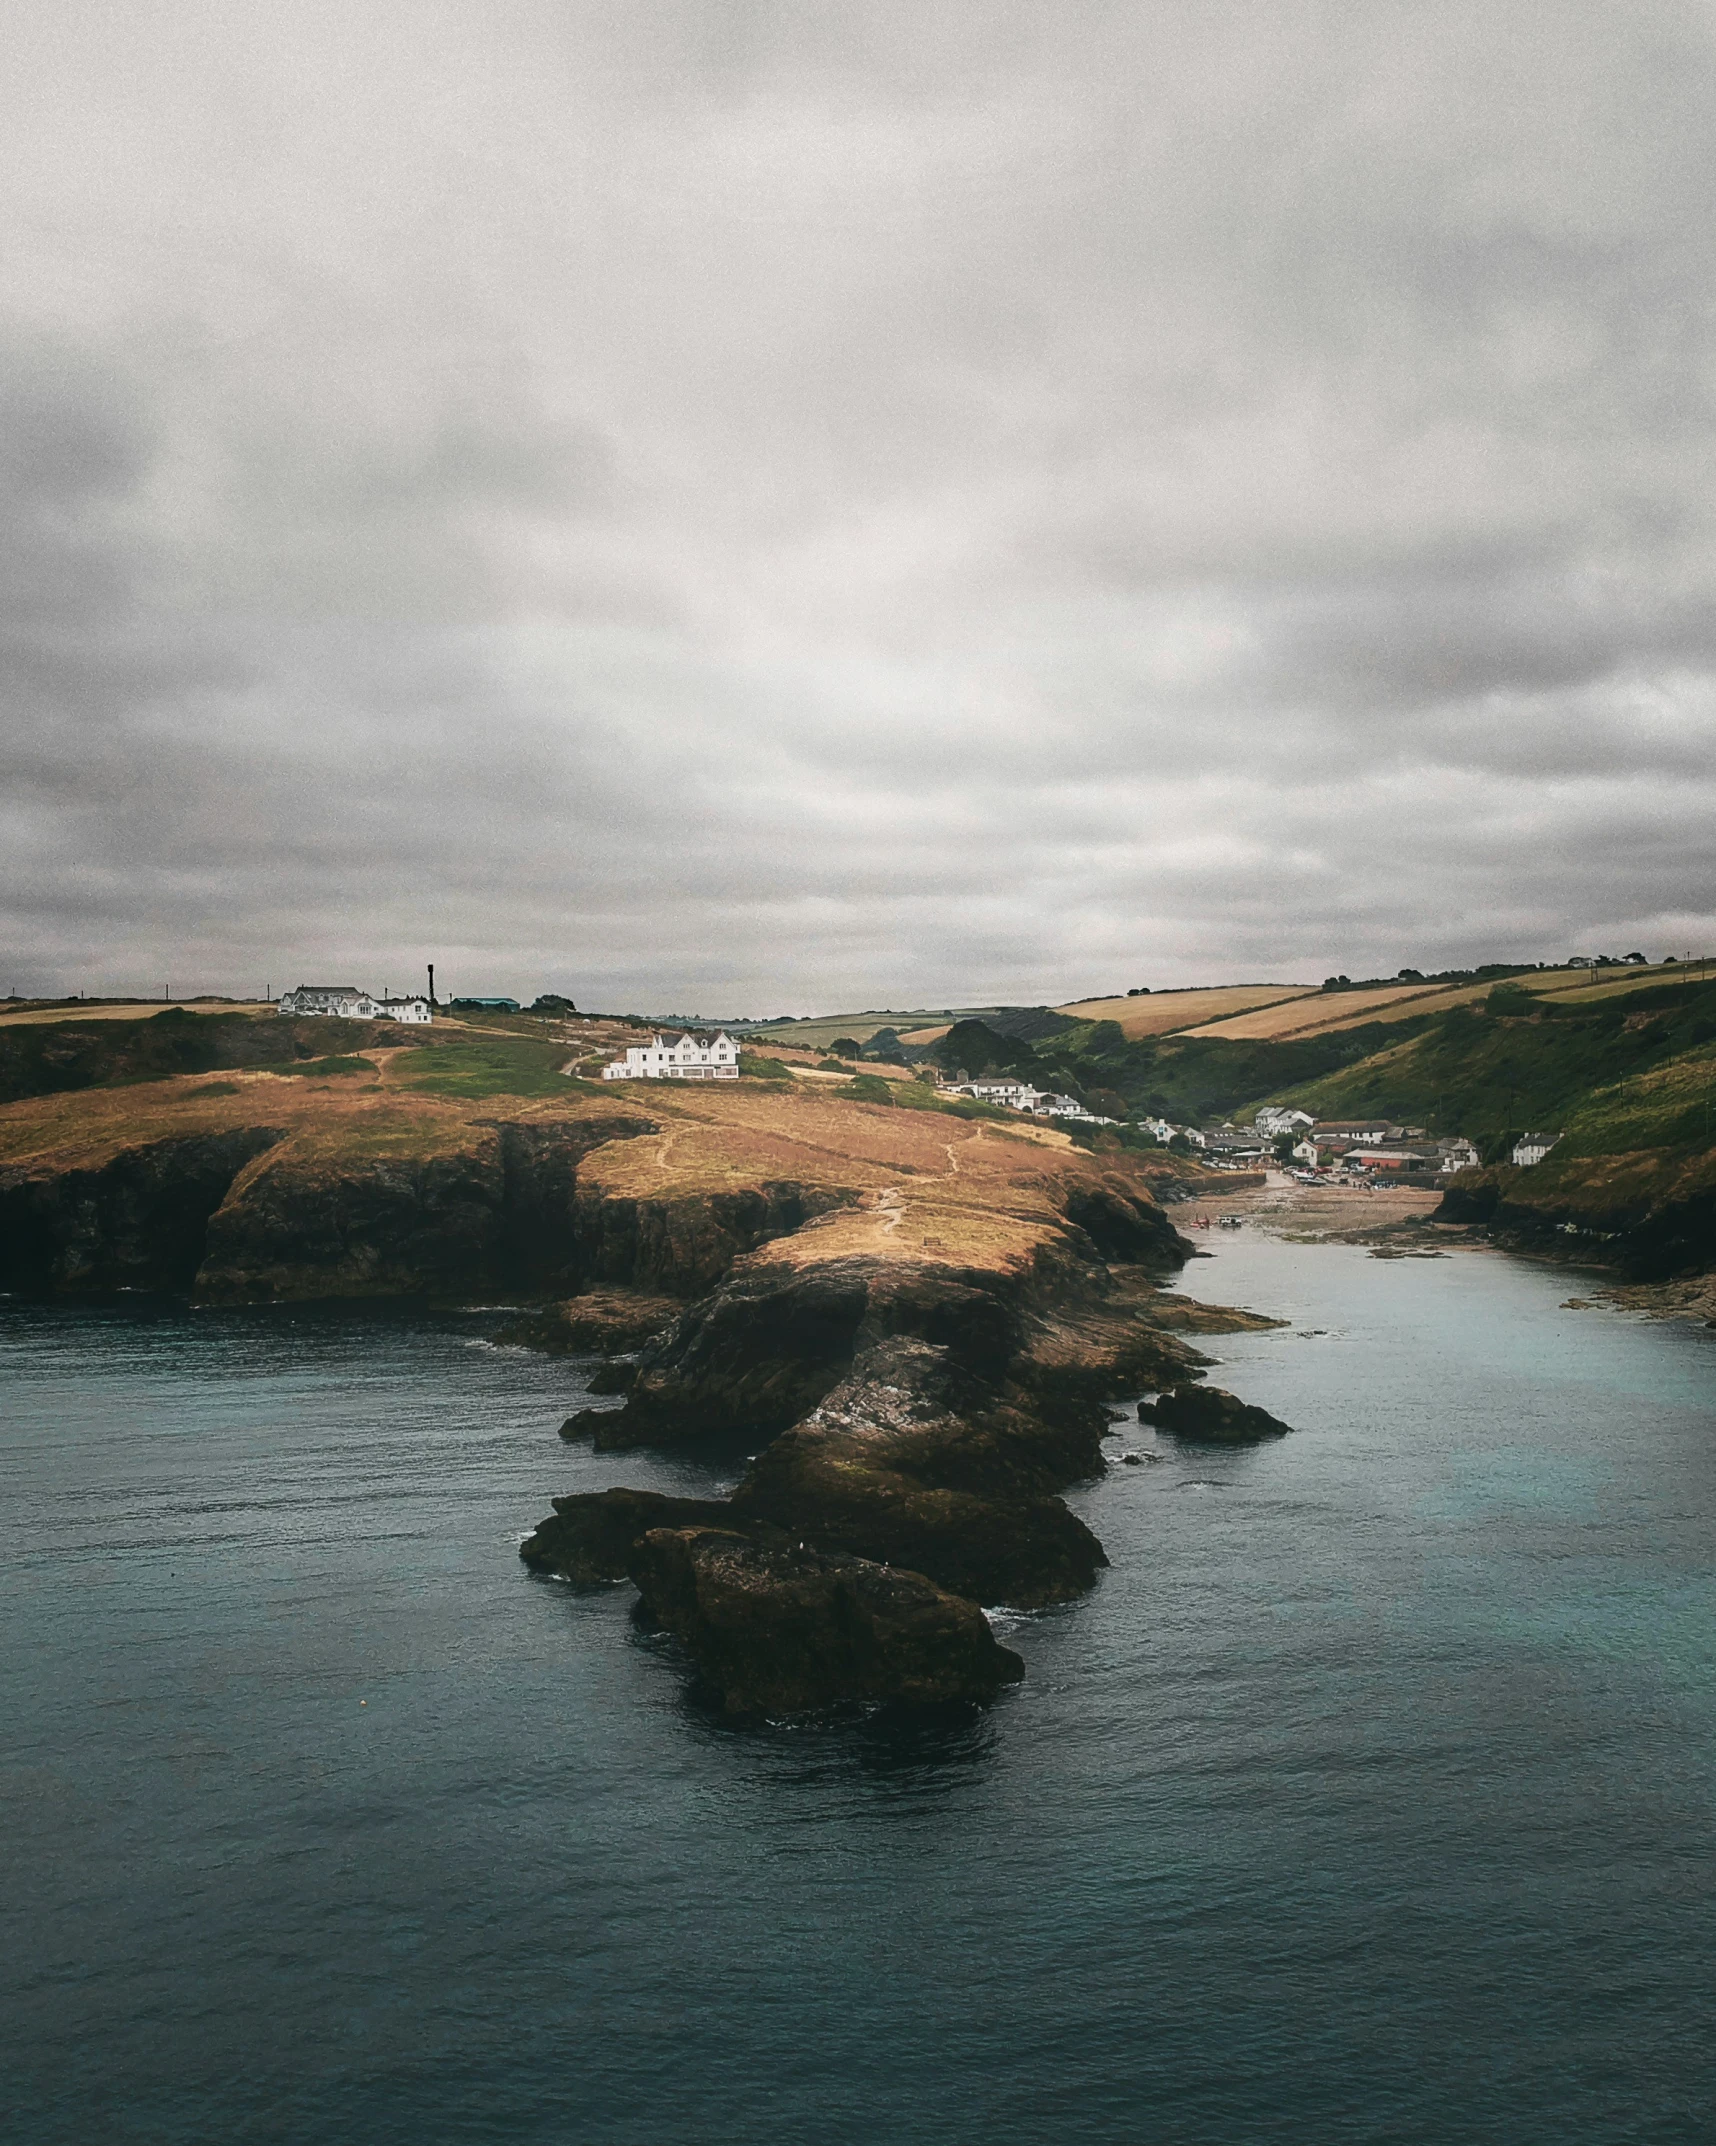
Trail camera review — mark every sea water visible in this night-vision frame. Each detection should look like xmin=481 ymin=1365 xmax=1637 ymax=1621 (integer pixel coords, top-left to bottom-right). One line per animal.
xmin=2 ymin=1242 xmax=1713 ymax=2145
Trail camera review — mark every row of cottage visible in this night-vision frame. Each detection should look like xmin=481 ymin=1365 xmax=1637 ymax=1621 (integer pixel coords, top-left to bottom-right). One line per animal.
xmin=1188 ymin=1106 xmax=1556 ymax=1174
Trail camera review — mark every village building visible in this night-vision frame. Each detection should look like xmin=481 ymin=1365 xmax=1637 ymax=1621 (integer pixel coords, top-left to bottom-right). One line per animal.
xmin=1255 ymin=1105 xmax=1314 ymax=1137
xmin=1314 ymin=1118 xmax=1400 ymax=1145
xmin=1203 ymin=1131 xmax=1268 ymax=1165
xmin=952 ymin=1077 xmax=1043 ymax=1109
xmin=1345 ymin=1143 xmax=1435 ymax=1173
xmin=1030 ymin=1093 xmax=1115 ymax=1124
xmin=1440 ymin=1137 xmax=1481 ymax=1174
xmin=278 ymin=985 xmax=432 ymax=1024
xmin=1512 ymin=1131 xmax=1560 ymax=1167
xmin=602 ymin=1032 xmax=740 ymax=1081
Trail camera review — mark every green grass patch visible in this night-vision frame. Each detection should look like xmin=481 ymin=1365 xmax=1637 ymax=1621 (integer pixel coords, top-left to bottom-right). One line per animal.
xmin=739 ymin=1053 xmax=793 ymax=1081
xmin=393 ymin=1034 xmax=574 ymax=1099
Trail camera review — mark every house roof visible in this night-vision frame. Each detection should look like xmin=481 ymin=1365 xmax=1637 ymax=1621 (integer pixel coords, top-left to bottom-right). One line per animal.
xmin=293 ymin=986 xmax=365 ymax=996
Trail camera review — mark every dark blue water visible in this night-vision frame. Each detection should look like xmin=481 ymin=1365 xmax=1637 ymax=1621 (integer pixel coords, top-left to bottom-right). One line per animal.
xmin=3 ymin=1242 xmax=1713 ymax=2145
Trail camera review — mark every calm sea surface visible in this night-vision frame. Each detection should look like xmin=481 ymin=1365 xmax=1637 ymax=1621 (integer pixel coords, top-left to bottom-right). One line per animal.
xmin=3 ymin=1238 xmax=1713 ymax=2145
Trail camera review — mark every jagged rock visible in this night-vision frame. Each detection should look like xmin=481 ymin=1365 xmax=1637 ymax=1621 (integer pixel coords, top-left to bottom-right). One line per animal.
xmin=520 ymin=1488 xmax=735 ymax=1583
xmin=730 ymin=1334 xmax=1108 ymax=1606
xmin=1141 ymin=1384 xmax=1293 ymax=1443
xmin=628 ymin=1525 xmax=1025 ymax=1718
xmin=494 ymin=1288 xmax=683 ymax=1355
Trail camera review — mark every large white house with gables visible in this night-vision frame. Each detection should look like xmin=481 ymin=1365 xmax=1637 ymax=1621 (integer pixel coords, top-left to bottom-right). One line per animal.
xmin=278 ymin=986 xmax=432 ymax=1024
xmin=602 ymin=1032 xmax=740 ymax=1081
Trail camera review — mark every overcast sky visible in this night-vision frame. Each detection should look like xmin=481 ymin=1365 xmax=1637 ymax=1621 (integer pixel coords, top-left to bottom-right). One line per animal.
xmin=4 ymin=1 xmax=1715 ymax=1013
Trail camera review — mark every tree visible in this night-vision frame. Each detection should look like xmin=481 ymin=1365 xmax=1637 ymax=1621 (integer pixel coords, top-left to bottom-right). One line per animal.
xmin=828 ymin=1037 xmax=863 ymax=1057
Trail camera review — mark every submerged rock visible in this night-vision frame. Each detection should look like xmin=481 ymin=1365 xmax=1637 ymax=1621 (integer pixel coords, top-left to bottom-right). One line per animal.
xmin=1141 ymin=1384 xmax=1293 ymax=1444
xmin=628 ymin=1525 xmax=1025 ymax=1719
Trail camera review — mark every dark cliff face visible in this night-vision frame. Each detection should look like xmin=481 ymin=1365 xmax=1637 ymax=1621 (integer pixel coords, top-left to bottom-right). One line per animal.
xmin=1 ymin=1106 xmax=869 ymax=1308
xmin=1434 ymin=1165 xmax=1716 ymax=1280
xmin=570 ymin=1180 xmax=857 ymax=1297
xmin=195 ymin=1117 xmax=662 ymax=1303
xmin=0 ymin=1129 xmax=286 ymax=1293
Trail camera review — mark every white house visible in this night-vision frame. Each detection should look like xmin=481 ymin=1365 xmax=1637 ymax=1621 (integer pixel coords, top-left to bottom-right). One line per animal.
xmin=1255 ymin=1105 xmax=1314 ymax=1137
xmin=279 ymin=985 xmax=375 ymax=1018
xmin=1440 ymin=1137 xmax=1481 ymax=1173
xmin=602 ymin=1032 xmax=740 ymax=1081
xmin=277 ymin=985 xmax=432 ymax=1024
xmin=1512 ymin=1131 xmax=1560 ymax=1167
xmin=956 ymin=1077 xmax=1043 ymax=1109
xmin=1030 ymin=1093 xmax=1116 ymax=1123
xmin=1314 ymin=1119 xmax=1398 ymax=1145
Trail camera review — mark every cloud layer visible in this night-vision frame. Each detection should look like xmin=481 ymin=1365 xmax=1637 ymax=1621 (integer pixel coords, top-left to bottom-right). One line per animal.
xmin=4 ymin=0 xmax=1714 ymax=1009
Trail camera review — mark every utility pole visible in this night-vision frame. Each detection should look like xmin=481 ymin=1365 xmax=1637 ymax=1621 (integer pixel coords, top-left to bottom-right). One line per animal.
xmin=427 ymin=962 xmax=436 ymax=1007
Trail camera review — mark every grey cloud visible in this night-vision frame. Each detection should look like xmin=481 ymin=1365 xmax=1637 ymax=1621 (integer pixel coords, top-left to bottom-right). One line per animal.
xmin=2 ymin=1 xmax=1715 ymax=1007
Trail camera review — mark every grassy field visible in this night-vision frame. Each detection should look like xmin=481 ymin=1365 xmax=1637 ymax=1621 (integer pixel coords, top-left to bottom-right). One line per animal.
xmin=1052 ymin=985 xmax=1315 ymax=1038
xmin=0 ymin=1000 xmax=275 ymax=1026
xmin=748 ymin=1008 xmax=1014 ymax=1049
xmin=389 ymin=1033 xmax=582 ymax=1099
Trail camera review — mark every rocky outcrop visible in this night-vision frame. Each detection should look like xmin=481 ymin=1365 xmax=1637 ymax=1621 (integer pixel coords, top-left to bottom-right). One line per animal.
xmin=520 ymin=1487 xmax=736 ymax=1584
xmin=532 ymin=1208 xmax=1242 ymax=1710
xmin=1141 ymin=1384 xmax=1293 ymax=1443
xmin=729 ymin=1335 xmax=1109 ymax=1606
xmin=494 ymin=1288 xmax=683 ymax=1355
xmin=0 ymin=1128 xmax=286 ymax=1292
xmin=628 ymin=1526 xmax=1025 ymax=1719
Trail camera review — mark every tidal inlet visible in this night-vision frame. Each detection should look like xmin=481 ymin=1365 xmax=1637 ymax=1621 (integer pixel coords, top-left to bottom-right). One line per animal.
xmin=5 ymin=7 xmax=1716 ymax=2143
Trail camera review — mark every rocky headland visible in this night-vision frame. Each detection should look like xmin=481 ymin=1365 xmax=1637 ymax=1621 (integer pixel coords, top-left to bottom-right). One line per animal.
xmin=0 ymin=1010 xmax=1285 ymax=1721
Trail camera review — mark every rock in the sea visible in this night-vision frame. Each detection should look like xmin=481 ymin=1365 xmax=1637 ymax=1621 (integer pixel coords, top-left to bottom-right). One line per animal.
xmin=628 ymin=1525 xmax=1025 ymax=1718
xmin=1140 ymin=1383 xmax=1293 ymax=1444
xmin=519 ymin=1487 xmax=735 ymax=1583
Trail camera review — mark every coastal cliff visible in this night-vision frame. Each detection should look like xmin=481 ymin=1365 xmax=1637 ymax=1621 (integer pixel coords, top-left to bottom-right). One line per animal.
xmin=0 ymin=1016 xmax=1279 ymax=1718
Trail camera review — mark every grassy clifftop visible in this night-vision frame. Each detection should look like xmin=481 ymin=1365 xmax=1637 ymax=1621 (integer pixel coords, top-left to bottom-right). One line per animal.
xmin=0 ymin=1008 xmax=1206 ymax=1302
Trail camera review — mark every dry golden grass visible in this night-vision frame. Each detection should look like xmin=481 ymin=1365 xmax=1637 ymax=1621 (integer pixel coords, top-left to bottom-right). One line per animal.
xmin=0 ymin=1000 xmax=275 ymax=1027
xmin=1193 ymin=981 xmax=1482 ymax=1040
xmin=0 ymin=1048 xmax=1150 ymax=1283
xmin=1052 ymin=985 xmax=1314 ymax=1038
